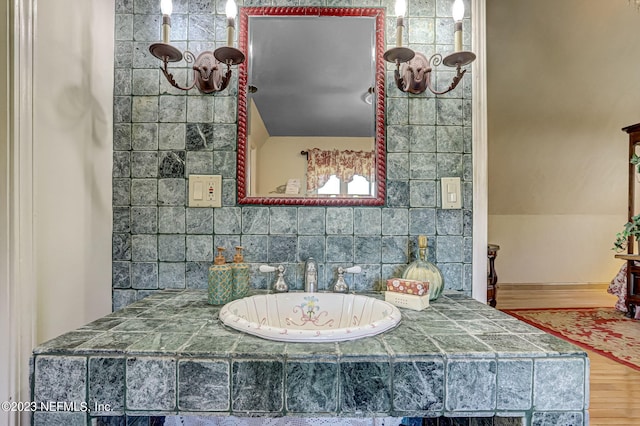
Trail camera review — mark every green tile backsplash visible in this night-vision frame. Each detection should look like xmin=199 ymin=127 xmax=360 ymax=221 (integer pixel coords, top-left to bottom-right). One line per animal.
xmin=112 ymin=0 xmax=473 ymax=310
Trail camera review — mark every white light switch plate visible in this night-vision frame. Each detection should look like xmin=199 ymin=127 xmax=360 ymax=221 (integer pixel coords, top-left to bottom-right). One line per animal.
xmin=441 ymin=177 xmax=462 ymax=209
xmin=189 ymin=175 xmax=222 ymax=207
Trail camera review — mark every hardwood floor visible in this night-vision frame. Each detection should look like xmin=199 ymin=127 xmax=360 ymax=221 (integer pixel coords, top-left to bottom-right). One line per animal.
xmin=497 ymin=283 xmax=640 ymax=425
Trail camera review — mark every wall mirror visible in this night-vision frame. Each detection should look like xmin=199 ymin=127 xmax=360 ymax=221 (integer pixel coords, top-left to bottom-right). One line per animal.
xmin=237 ymin=7 xmax=386 ymax=205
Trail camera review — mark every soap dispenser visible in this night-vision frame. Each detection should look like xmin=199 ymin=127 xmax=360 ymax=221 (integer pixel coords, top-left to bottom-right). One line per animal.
xmin=231 ymin=246 xmax=250 ymax=299
xmin=208 ymin=247 xmax=233 ymax=305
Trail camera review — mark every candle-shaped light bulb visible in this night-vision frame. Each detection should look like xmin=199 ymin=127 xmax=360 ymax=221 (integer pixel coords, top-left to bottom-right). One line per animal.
xmin=395 ymin=0 xmax=406 ymax=48
xmin=452 ymin=0 xmax=464 ymax=52
xmin=226 ymin=0 xmax=237 ymax=47
xmin=160 ymin=0 xmax=172 ymax=44
xmin=161 ymin=0 xmax=172 ymax=15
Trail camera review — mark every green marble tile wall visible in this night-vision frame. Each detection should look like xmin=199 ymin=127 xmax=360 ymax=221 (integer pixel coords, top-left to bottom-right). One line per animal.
xmin=112 ymin=0 xmax=474 ymax=310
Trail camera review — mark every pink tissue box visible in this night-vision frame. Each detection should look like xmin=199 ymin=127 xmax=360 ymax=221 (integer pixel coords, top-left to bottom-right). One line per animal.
xmin=386 ymin=278 xmax=429 ymax=296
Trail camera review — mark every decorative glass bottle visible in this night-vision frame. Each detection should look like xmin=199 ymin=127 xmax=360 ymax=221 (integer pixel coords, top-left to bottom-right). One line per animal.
xmin=402 ymin=235 xmax=444 ymax=300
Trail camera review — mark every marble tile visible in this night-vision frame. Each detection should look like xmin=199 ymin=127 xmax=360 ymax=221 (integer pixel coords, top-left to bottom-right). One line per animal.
xmin=131 ymin=207 xmax=157 ymax=234
xmin=158 ymin=179 xmax=186 ymax=206
xmin=79 ymin=332 xmax=146 ymax=353
xmin=111 ymin=261 xmax=131 ymax=288
xmin=186 ymin=235 xmax=213 ymax=262
xmin=113 ymin=152 xmax=130 ymax=178
xmin=186 ymin=262 xmax=209 ymax=289
xmin=132 ymin=69 xmax=159 ymax=96
xmin=436 ymin=153 xmax=463 ymax=178
xmin=326 ymin=236 xmax=353 ymax=263
xmin=354 ymin=236 xmax=381 ymax=264
xmin=269 ymin=207 xmax=298 ymax=234
xmin=131 ymin=262 xmax=158 ymax=289
xmin=132 ymin=96 xmax=159 ymax=123
xmin=213 ymin=124 xmax=237 ymax=150
xmin=158 ymin=151 xmax=186 ymax=178
xmin=446 ymin=359 xmax=496 ymax=412
xmin=186 ymin=208 xmax=214 ymax=234
xmin=214 ymin=207 xmax=242 ymax=234
xmin=126 ymin=358 xmax=176 ymax=410
xmin=180 ymin=334 xmax=239 ymax=357
xmin=386 ymin=180 xmax=410 ymax=207
xmin=410 ymin=152 xmax=437 ymax=180
xmin=113 ymin=207 xmax=131 ymax=233
xmin=186 ymin=123 xmax=214 ymax=150
xmin=409 ymin=180 xmax=437 ymax=207
xmin=340 ymin=361 xmax=391 ymax=414
xmin=409 ymin=208 xmax=436 ymax=235
xmin=130 ymin=179 xmax=157 ymax=206
xmin=213 ymin=151 xmax=237 ymax=178
xmin=436 ymin=236 xmax=464 ymax=262
xmin=34 ymin=356 xmax=87 ymax=405
xmin=33 ymin=412 xmax=86 ymax=426
xmin=268 ymin=236 xmax=297 ymax=263
xmin=476 ymin=334 xmax=547 ymax=356
xmin=285 ymin=361 xmax=338 ymax=413
xmin=158 ymin=262 xmax=186 ymax=289
xmin=159 ymin=96 xmax=187 ymax=123
xmin=297 ymin=236 xmax=326 ymax=263
xmin=353 ymin=208 xmax=381 ymax=235
xmin=186 ymin=97 xmax=214 ymax=123
xmin=113 ymin=233 xmax=132 ymax=261
xmin=131 ymin=151 xmax=158 ymax=178
xmin=113 ymin=123 xmax=132 ymax=151
xmin=189 ymin=132 xmax=224 ymax=166
xmin=381 ymin=236 xmax=408 ymax=263
xmin=158 ymin=207 xmax=186 ymax=234
xmin=531 ymin=412 xmax=584 ymax=426
xmin=393 ymin=359 xmax=444 ymax=412
xmin=533 ymin=358 xmax=585 ymax=411
xmin=326 ymin=208 xmax=353 ymax=234
xmin=232 ymin=360 xmax=284 ymax=413
xmin=382 ymin=208 xmax=409 ymax=235
xmin=178 ymin=359 xmax=230 ymax=411
xmin=241 ymin=207 xmax=270 ymax=234
xmin=127 ymin=332 xmax=192 ymax=353
xmin=387 ymin=153 xmax=409 ymax=180
xmin=386 ymin=125 xmax=410 ymax=152
xmin=409 ymin=97 xmax=436 ymax=126
xmin=89 ymin=357 xmax=126 ymax=413
xmin=497 ymin=359 xmax=532 ymax=411
xmin=34 ymin=331 xmax=104 ymax=354
xmin=159 ymin=123 xmax=186 ymax=150
xmin=131 ymin=235 xmax=157 ymax=261
xmin=158 ymin=235 xmax=185 ymax=262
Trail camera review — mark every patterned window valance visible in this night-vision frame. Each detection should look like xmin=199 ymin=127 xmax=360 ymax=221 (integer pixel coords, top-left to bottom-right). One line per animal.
xmin=306 ymin=148 xmax=375 ymax=192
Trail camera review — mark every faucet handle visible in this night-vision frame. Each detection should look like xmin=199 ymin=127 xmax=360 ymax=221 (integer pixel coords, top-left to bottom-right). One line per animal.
xmin=343 ymin=266 xmax=362 ymax=274
xmin=260 ymin=264 xmax=288 ymax=293
xmin=259 ymin=264 xmax=276 ymax=273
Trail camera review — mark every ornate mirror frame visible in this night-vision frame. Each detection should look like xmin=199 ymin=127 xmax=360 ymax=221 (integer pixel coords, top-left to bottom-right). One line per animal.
xmin=236 ymin=7 xmax=386 ymax=206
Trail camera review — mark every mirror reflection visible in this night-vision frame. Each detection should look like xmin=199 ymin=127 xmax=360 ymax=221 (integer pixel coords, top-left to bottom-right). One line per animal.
xmin=237 ymin=7 xmax=386 ymax=205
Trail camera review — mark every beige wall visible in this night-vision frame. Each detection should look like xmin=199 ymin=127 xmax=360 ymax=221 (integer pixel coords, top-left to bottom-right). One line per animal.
xmin=487 ymin=0 xmax=640 ymax=284
xmin=33 ymin=0 xmax=113 ymax=342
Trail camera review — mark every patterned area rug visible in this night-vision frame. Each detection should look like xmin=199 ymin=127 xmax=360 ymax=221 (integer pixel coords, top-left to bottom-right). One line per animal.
xmin=503 ymin=308 xmax=640 ymax=371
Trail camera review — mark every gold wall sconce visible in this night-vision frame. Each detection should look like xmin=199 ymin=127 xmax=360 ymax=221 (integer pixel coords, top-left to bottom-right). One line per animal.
xmin=383 ymin=0 xmax=475 ymax=95
xmin=149 ymin=0 xmax=245 ymax=94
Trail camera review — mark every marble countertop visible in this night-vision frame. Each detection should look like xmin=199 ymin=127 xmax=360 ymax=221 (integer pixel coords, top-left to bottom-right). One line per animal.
xmin=31 ymin=290 xmax=589 ymax=424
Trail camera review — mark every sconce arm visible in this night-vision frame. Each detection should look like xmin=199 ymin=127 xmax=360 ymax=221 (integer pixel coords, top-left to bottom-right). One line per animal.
xmin=160 ymin=59 xmax=197 ymax=92
xmin=425 ymin=64 xmax=466 ymax=95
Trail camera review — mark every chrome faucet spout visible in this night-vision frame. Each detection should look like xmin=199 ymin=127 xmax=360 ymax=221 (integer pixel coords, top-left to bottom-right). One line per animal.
xmin=304 ymin=258 xmax=318 ymax=293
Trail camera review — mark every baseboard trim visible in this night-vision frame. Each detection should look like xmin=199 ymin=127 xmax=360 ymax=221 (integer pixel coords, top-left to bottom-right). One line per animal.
xmin=496 ymin=282 xmax=617 ymax=310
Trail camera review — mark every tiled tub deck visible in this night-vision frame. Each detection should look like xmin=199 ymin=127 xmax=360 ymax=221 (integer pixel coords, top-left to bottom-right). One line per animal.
xmin=31 ymin=291 xmax=589 ymax=425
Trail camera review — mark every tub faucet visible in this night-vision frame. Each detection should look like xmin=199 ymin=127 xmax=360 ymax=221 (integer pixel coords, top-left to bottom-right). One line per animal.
xmin=304 ymin=258 xmax=318 ymax=293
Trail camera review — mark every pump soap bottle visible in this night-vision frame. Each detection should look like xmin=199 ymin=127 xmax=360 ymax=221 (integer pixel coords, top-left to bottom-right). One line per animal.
xmin=231 ymin=246 xmax=250 ymax=299
xmin=208 ymin=247 xmax=233 ymax=305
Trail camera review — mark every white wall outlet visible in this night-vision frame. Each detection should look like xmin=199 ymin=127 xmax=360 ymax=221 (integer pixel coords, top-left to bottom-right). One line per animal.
xmin=189 ymin=175 xmax=222 ymax=207
xmin=441 ymin=177 xmax=462 ymax=209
